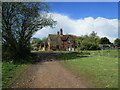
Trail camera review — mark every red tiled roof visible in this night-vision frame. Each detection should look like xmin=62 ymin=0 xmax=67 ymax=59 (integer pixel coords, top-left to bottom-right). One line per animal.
xmin=60 ymin=35 xmax=75 ymax=41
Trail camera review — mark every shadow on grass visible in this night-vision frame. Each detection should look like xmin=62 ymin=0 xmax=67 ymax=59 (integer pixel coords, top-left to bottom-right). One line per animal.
xmin=10 ymin=53 xmax=39 ymax=65
xmin=55 ymin=52 xmax=91 ymax=61
xmin=10 ymin=51 xmax=91 ymax=65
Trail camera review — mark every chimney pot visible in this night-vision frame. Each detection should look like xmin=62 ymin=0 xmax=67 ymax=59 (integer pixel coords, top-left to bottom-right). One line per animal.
xmin=57 ymin=31 xmax=59 ymax=35
xmin=60 ymin=28 xmax=63 ymax=35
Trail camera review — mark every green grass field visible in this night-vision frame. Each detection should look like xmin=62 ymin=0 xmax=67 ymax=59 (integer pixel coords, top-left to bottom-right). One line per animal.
xmin=2 ymin=54 xmax=37 ymax=88
xmin=58 ymin=50 xmax=118 ymax=88
xmin=2 ymin=61 xmax=30 ymax=88
xmin=2 ymin=50 xmax=119 ymax=88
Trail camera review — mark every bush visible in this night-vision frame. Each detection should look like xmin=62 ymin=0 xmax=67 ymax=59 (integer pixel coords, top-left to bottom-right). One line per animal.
xmin=80 ymin=43 xmax=101 ymax=50
xmin=12 ymin=53 xmax=37 ymax=64
xmin=89 ymin=44 xmax=101 ymax=50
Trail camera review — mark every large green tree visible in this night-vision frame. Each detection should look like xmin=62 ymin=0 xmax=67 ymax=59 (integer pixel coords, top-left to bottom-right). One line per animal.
xmin=76 ymin=31 xmax=100 ymax=50
xmin=2 ymin=2 xmax=56 ymax=59
xmin=114 ymin=38 xmax=120 ymax=46
xmin=89 ymin=31 xmax=100 ymax=44
xmin=99 ymin=37 xmax=111 ymax=44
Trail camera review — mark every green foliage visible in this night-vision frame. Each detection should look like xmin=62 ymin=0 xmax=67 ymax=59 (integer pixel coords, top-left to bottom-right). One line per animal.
xmin=2 ymin=54 xmax=38 ymax=88
xmin=76 ymin=36 xmax=84 ymax=47
xmin=42 ymin=37 xmax=48 ymax=42
xmin=76 ymin=31 xmax=100 ymax=50
xmin=99 ymin=37 xmax=111 ymax=44
xmin=114 ymin=38 xmax=120 ymax=46
xmin=2 ymin=61 xmax=28 ymax=88
xmin=80 ymin=43 xmax=100 ymax=50
xmin=89 ymin=31 xmax=100 ymax=44
xmin=31 ymin=38 xmax=43 ymax=50
xmin=2 ymin=2 xmax=56 ymax=60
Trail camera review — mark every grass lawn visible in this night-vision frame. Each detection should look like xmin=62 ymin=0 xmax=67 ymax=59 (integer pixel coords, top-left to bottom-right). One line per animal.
xmin=58 ymin=50 xmax=118 ymax=88
xmin=38 ymin=50 xmax=72 ymax=53
xmin=2 ymin=61 xmax=30 ymax=88
xmin=2 ymin=54 xmax=37 ymax=88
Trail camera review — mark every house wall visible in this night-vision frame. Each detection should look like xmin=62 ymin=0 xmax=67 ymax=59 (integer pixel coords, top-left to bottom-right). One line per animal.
xmin=61 ymin=41 xmax=67 ymax=51
xmin=48 ymin=35 xmax=51 ymax=51
xmin=46 ymin=33 xmax=77 ymax=51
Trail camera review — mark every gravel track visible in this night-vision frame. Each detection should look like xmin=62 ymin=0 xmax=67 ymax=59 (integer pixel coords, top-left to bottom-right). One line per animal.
xmin=10 ymin=53 xmax=86 ymax=88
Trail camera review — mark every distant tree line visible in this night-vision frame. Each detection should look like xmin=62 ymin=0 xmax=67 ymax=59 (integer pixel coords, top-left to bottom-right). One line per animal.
xmin=76 ymin=31 xmax=120 ymax=50
xmin=31 ymin=32 xmax=120 ymax=51
xmin=30 ymin=37 xmax=47 ymax=51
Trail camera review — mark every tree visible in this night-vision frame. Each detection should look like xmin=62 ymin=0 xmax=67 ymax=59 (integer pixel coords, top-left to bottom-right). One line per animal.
xmin=42 ymin=37 xmax=48 ymax=42
xmin=76 ymin=36 xmax=83 ymax=47
xmin=2 ymin=2 xmax=56 ymax=59
xmin=114 ymin=38 xmax=120 ymax=46
xmin=76 ymin=31 xmax=100 ymax=50
xmin=99 ymin=37 xmax=111 ymax=44
xmin=89 ymin=31 xmax=100 ymax=44
xmin=31 ymin=38 xmax=43 ymax=50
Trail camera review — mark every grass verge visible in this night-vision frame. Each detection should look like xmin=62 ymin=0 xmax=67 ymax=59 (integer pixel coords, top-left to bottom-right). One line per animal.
xmin=2 ymin=54 xmax=37 ymax=88
xmin=57 ymin=50 xmax=118 ymax=88
xmin=2 ymin=61 xmax=30 ymax=88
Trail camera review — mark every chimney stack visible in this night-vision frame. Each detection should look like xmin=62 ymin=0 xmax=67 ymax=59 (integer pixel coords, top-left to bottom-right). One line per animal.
xmin=59 ymin=28 xmax=63 ymax=35
xmin=57 ymin=31 xmax=59 ymax=35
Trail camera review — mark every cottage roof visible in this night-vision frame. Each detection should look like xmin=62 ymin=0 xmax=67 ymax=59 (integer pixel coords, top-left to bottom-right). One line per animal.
xmin=61 ymin=35 xmax=75 ymax=41
xmin=49 ymin=34 xmax=60 ymax=41
xmin=48 ymin=34 xmax=61 ymax=45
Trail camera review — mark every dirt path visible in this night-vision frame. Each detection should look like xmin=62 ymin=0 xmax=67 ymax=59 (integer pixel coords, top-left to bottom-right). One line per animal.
xmin=10 ymin=53 xmax=86 ymax=88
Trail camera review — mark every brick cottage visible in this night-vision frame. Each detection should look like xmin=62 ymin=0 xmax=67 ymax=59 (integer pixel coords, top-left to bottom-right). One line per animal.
xmin=39 ymin=29 xmax=77 ymax=51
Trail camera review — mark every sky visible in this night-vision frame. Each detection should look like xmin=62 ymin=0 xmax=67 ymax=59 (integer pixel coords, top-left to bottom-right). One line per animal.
xmin=48 ymin=2 xmax=118 ymax=19
xmin=33 ymin=2 xmax=118 ymax=43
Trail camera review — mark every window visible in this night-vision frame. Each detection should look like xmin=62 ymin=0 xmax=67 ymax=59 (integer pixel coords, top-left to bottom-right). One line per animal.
xmin=67 ymin=45 xmax=70 ymax=48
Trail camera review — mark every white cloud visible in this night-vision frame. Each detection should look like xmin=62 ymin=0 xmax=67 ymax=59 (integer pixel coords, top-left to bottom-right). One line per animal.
xmin=33 ymin=13 xmax=118 ymax=42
